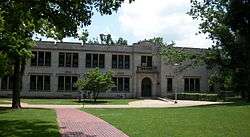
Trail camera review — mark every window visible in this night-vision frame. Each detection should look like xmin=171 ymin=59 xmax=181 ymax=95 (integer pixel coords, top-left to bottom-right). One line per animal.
xmin=184 ymin=78 xmax=200 ymax=92
xmin=58 ymin=52 xmax=78 ymax=67
xmin=112 ymin=55 xmax=130 ymax=69
xmin=141 ymin=56 xmax=152 ymax=67
xmin=31 ymin=51 xmax=51 ymax=66
xmin=167 ymin=78 xmax=173 ymax=92
xmin=112 ymin=77 xmax=130 ymax=92
xmin=85 ymin=53 xmax=105 ymax=68
xmin=29 ymin=75 xmax=50 ymax=91
xmin=58 ymin=76 xmax=78 ymax=91
xmin=1 ymin=76 xmax=13 ymax=90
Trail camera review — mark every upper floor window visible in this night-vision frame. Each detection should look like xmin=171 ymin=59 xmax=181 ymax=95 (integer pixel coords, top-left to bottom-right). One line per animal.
xmin=112 ymin=55 xmax=130 ymax=69
xmin=30 ymin=75 xmax=50 ymax=91
xmin=85 ymin=53 xmax=105 ymax=68
xmin=1 ymin=76 xmax=13 ymax=90
xmin=59 ymin=52 xmax=78 ymax=67
xmin=112 ymin=77 xmax=130 ymax=92
xmin=58 ymin=76 xmax=78 ymax=91
xmin=31 ymin=51 xmax=51 ymax=66
xmin=184 ymin=78 xmax=200 ymax=92
xmin=141 ymin=56 xmax=152 ymax=67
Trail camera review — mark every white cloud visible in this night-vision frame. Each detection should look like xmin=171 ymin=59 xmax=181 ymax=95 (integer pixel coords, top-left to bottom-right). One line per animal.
xmin=119 ymin=0 xmax=213 ymax=48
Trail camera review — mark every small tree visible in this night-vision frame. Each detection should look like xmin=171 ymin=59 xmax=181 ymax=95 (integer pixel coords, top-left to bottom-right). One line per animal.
xmin=75 ymin=68 xmax=114 ymax=102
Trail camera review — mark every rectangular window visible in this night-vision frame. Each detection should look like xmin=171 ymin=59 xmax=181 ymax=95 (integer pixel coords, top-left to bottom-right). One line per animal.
xmin=184 ymin=78 xmax=200 ymax=92
xmin=118 ymin=55 xmax=124 ymax=69
xmin=86 ymin=53 xmax=92 ymax=68
xmin=124 ymin=55 xmax=130 ymax=69
xmin=85 ymin=53 xmax=105 ymax=68
xmin=141 ymin=56 xmax=152 ymax=67
xmin=59 ymin=52 xmax=78 ymax=67
xmin=112 ymin=55 xmax=117 ymax=68
xmin=29 ymin=75 xmax=50 ymax=91
xmin=0 ymin=76 xmax=13 ymax=90
xmin=112 ymin=77 xmax=130 ymax=92
xmin=167 ymin=78 xmax=173 ymax=92
xmin=31 ymin=51 xmax=51 ymax=66
xmin=58 ymin=76 xmax=78 ymax=91
xmin=99 ymin=54 xmax=105 ymax=68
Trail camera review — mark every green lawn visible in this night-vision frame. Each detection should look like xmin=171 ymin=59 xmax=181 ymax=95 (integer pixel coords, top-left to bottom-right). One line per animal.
xmin=84 ymin=103 xmax=250 ymax=137
xmin=21 ymin=98 xmax=136 ymax=105
xmin=0 ymin=108 xmax=59 ymax=137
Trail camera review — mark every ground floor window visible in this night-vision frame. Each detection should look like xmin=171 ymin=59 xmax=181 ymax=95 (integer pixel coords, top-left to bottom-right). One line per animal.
xmin=30 ymin=75 xmax=50 ymax=91
xmin=167 ymin=78 xmax=173 ymax=92
xmin=0 ymin=76 xmax=13 ymax=90
xmin=58 ymin=76 xmax=78 ymax=91
xmin=184 ymin=78 xmax=200 ymax=92
xmin=112 ymin=77 xmax=130 ymax=92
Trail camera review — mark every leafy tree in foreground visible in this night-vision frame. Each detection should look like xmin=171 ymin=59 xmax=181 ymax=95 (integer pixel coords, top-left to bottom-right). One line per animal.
xmin=75 ymin=68 xmax=114 ymax=102
xmin=0 ymin=0 xmax=133 ymax=109
xmin=189 ymin=0 xmax=250 ymax=101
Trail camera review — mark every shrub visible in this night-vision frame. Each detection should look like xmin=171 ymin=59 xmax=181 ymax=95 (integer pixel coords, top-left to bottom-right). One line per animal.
xmin=168 ymin=93 xmax=219 ymax=101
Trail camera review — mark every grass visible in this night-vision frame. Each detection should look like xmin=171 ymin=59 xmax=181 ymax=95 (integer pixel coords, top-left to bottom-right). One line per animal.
xmin=84 ymin=102 xmax=250 ymax=137
xmin=0 ymin=98 xmax=11 ymax=104
xmin=21 ymin=98 xmax=136 ymax=105
xmin=0 ymin=108 xmax=59 ymax=137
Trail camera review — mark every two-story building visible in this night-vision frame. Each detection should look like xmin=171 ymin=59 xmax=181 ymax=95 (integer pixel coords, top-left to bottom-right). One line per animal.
xmin=0 ymin=41 xmax=210 ymax=98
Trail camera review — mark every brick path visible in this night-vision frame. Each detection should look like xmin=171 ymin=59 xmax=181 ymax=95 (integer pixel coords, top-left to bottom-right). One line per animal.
xmin=55 ymin=108 xmax=129 ymax=137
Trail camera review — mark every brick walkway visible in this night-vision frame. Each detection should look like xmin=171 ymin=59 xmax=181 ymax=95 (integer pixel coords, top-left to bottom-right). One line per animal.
xmin=55 ymin=108 xmax=129 ymax=137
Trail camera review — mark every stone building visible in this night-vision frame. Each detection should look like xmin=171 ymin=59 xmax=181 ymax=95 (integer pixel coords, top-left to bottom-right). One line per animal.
xmin=0 ymin=41 xmax=210 ymax=98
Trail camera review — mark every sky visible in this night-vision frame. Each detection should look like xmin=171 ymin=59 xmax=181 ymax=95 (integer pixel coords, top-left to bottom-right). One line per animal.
xmin=40 ymin=0 xmax=213 ymax=48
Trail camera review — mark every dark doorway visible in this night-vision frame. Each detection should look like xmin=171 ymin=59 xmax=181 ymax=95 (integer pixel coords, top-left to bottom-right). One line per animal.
xmin=141 ymin=77 xmax=152 ymax=97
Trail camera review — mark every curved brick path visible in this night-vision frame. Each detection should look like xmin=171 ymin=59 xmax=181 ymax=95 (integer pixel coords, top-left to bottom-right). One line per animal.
xmin=55 ymin=108 xmax=128 ymax=137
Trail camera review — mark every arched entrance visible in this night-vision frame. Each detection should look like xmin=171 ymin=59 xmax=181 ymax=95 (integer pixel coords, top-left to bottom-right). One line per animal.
xmin=141 ymin=77 xmax=152 ymax=97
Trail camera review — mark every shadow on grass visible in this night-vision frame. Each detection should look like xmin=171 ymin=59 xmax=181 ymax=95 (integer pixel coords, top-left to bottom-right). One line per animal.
xmin=0 ymin=120 xmax=59 ymax=137
xmin=188 ymin=101 xmax=250 ymax=108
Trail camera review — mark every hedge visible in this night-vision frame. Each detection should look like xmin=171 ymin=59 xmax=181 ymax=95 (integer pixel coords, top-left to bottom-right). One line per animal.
xmin=167 ymin=93 xmax=219 ymax=101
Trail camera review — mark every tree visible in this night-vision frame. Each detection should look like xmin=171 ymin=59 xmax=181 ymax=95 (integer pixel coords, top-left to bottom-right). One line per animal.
xmin=116 ymin=37 xmax=128 ymax=45
xmin=75 ymin=68 xmax=114 ymax=102
xmin=100 ymin=33 xmax=114 ymax=45
xmin=79 ymin=29 xmax=89 ymax=44
xmin=189 ymin=0 xmax=250 ymax=101
xmin=0 ymin=0 xmax=133 ymax=109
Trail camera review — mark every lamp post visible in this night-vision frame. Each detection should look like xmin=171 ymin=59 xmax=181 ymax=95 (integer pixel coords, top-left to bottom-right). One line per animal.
xmin=174 ymin=63 xmax=179 ymax=104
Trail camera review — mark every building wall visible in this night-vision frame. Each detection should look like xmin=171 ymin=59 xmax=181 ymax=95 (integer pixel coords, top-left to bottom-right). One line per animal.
xmin=0 ymin=41 xmax=210 ymax=98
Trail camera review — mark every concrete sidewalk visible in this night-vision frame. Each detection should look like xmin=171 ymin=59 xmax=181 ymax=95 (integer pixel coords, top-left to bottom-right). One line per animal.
xmin=0 ymin=99 xmax=225 ymax=109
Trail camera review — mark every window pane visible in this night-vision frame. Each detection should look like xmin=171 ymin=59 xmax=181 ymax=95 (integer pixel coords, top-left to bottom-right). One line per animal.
xmin=72 ymin=76 xmax=78 ymax=90
xmin=190 ymin=78 xmax=194 ymax=91
xmin=141 ymin=56 xmax=146 ymax=66
xmin=59 ymin=53 xmax=65 ymax=67
xmin=45 ymin=52 xmax=51 ymax=66
xmin=167 ymin=78 xmax=172 ymax=92
xmin=65 ymin=76 xmax=71 ymax=90
xmin=38 ymin=52 xmax=44 ymax=66
xmin=184 ymin=78 xmax=189 ymax=92
xmin=66 ymin=53 xmax=72 ymax=67
xmin=124 ymin=55 xmax=130 ymax=69
xmin=58 ymin=76 xmax=64 ymax=90
xmin=92 ymin=54 xmax=98 ymax=67
xmin=118 ymin=55 xmax=124 ymax=69
xmin=111 ymin=77 xmax=117 ymax=92
xmin=73 ymin=53 xmax=78 ymax=67
xmin=1 ymin=76 xmax=8 ymax=90
xmin=31 ymin=51 xmax=37 ymax=66
xmin=8 ymin=76 xmax=13 ymax=90
xmin=112 ymin=55 xmax=117 ymax=68
xmin=30 ymin=75 xmax=36 ymax=90
xmin=44 ymin=76 xmax=50 ymax=90
xmin=147 ymin=56 xmax=152 ymax=67
xmin=86 ymin=53 xmax=91 ymax=68
xmin=37 ymin=75 xmax=44 ymax=90
xmin=124 ymin=78 xmax=130 ymax=92
xmin=99 ymin=54 xmax=105 ymax=68
xmin=118 ymin=77 xmax=123 ymax=91
xmin=195 ymin=78 xmax=200 ymax=91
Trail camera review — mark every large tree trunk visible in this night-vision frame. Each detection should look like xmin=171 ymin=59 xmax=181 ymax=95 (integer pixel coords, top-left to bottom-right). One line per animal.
xmin=12 ymin=57 xmax=23 ymax=109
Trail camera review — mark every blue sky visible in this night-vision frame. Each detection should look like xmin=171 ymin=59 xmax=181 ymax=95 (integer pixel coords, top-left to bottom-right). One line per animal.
xmin=41 ymin=0 xmax=213 ymax=48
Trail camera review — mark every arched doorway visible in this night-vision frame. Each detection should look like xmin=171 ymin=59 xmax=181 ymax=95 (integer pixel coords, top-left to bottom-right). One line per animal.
xmin=141 ymin=77 xmax=152 ymax=97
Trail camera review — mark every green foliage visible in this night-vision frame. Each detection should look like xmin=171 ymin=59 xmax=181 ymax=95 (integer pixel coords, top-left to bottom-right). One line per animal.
xmin=75 ymin=68 xmax=114 ymax=101
xmin=100 ymin=33 xmax=114 ymax=45
xmin=172 ymin=93 xmax=219 ymax=101
xmin=79 ymin=29 xmax=89 ymax=44
xmin=116 ymin=37 xmax=128 ymax=45
xmin=189 ymin=0 xmax=250 ymax=100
